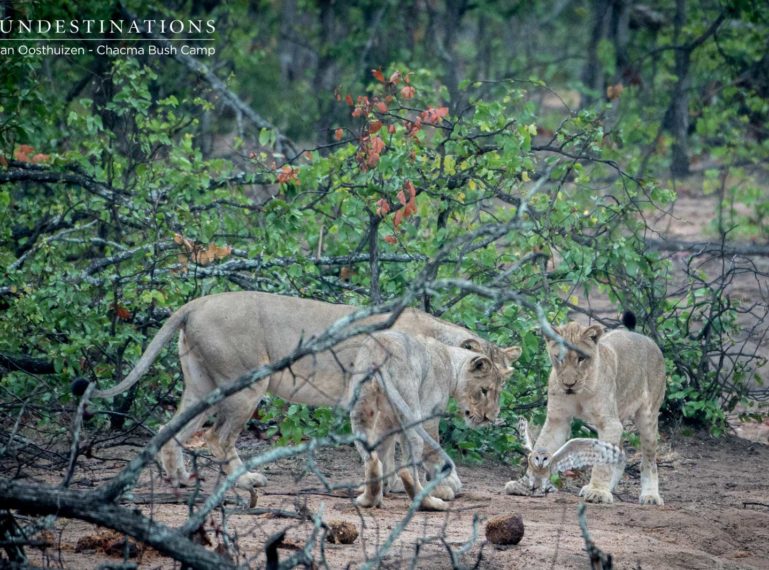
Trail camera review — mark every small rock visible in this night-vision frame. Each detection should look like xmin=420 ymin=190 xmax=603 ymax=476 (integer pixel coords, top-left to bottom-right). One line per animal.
xmin=485 ymin=513 xmax=524 ymax=545
xmin=325 ymin=520 xmax=358 ymax=544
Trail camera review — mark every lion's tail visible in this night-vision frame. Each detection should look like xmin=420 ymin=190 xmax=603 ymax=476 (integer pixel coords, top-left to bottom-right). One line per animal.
xmin=93 ymin=304 xmax=192 ymax=398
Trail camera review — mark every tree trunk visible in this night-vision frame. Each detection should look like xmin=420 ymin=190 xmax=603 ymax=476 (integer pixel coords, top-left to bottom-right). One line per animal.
xmin=313 ymin=0 xmax=337 ymax=146
xmin=669 ymin=0 xmax=691 ymax=177
xmin=582 ymin=0 xmax=611 ymax=106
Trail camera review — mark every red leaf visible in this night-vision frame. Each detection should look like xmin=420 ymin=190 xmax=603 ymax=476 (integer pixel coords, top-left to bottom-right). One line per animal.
xmin=406 ymin=117 xmax=422 ymax=136
xmin=387 ymin=124 xmax=396 ymax=134
xmin=396 ymin=190 xmax=407 ymax=206
xmin=404 ymin=180 xmax=416 ymax=200
xmin=388 ymin=71 xmax=402 ymax=85
xmin=384 ymin=234 xmax=397 ymax=244
xmin=14 ymin=144 xmax=35 ymax=162
xmin=400 ymin=85 xmax=415 ymax=99
xmin=369 ymin=120 xmax=383 ymax=134
xmin=370 ymin=136 xmax=385 ymax=154
xmin=334 ymin=128 xmax=344 ymax=141
xmin=113 ymin=304 xmax=132 ymax=321
xmin=277 ymin=165 xmax=299 ymax=184
xmin=372 ymin=68 xmax=385 ymax=83
xmin=375 ymin=101 xmax=388 ymax=113
xmin=366 ymin=152 xmax=380 ymax=168
xmin=393 ymin=209 xmax=404 ymax=229
xmin=345 ymin=94 xmax=354 ymax=106
xmin=420 ymin=106 xmax=449 ymax=124
xmin=375 ymin=198 xmax=391 ymax=217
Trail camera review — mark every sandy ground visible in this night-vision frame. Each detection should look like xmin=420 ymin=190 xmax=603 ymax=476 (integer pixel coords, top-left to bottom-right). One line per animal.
xmin=19 ymin=426 xmax=769 ymax=570
xmin=10 ymin=187 xmax=769 ymax=569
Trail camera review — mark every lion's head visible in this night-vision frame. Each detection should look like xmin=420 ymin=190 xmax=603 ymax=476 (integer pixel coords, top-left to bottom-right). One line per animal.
xmin=457 ymin=353 xmax=514 ymax=427
xmin=547 ymin=322 xmax=604 ymax=395
xmin=460 ymin=338 xmax=522 ymax=373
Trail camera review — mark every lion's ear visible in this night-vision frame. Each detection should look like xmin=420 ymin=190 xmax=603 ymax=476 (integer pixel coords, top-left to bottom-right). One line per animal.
xmin=460 ymin=338 xmax=482 ymax=353
xmin=582 ymin=324 xmax=604 ymax=344
xmin=469 ymin=355 xmax=492 ymax=374
xmin=503 ymin=346 xmax=522 ymax=366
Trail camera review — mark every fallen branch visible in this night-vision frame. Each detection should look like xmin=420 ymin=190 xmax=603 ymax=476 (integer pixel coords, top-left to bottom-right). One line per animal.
xmin=0 ymin=479 xmax=234 ymax=569
xmin=645 ymin=238 xmax=769 ymax=257
xmin=0 ymin=164 xmax=125 ymax=204
xmin=743 ymin=501 xmax=769 ymax=510
xmin=0 ymin=353 xmax=56 ymax=375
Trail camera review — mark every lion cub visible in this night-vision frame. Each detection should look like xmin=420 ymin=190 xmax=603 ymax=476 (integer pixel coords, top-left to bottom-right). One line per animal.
xmin=349 ymin=331 xmax=513 ymax=511
xmin=505 ymin=320 xmax=666 ymax=505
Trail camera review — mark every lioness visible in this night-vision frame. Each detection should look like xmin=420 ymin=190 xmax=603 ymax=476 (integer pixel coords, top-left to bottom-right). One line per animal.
xmin=505 ymin=321 xmax=665 ymax=505
xmin=93 ymin=291 xmax=520 ymax=489
xmin=349 ymin=331 xmax=506 ymax=511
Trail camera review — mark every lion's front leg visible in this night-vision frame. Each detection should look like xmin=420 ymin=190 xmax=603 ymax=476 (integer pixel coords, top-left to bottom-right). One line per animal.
xmin=377 ymin=436 xmax=402 ymax=494
xmin=421 ymin=419 xmax=461 ymax=501
xmin=579 ymin=417 xmax=623 ymax=504
xmin=350 ymin=386 xmax=387 ymax=508
xmin=399 ymin=431 xmax=448 ymax=511
xmin=354 ymin=451 xmax=384 ymax=508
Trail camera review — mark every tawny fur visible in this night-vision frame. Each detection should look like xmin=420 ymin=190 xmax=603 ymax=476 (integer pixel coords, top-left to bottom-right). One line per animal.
xmin=505 ymin=322 xmax=665 ymax=505
xmin=349 ymin=331 xmax=511 ymax=511
xmin=91 ymin=291 xmax=520 ymax=490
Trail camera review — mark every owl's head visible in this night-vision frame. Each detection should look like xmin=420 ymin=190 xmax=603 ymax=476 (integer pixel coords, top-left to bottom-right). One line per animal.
xmin=528 ymin=448 xmax=550 ymax=471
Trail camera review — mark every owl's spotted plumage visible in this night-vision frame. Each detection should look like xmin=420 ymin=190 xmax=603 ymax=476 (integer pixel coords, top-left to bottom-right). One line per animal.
xmin=518 ymin=418 xmax=626 ymax=494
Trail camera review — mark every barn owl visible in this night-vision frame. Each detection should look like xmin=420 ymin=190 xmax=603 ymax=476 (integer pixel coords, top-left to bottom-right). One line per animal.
xmin=518 ymin=418 xmax=626 ymax=495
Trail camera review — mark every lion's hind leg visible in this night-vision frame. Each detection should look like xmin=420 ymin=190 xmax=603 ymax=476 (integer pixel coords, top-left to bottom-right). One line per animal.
xmin=206 ymin=388 xmax=268 ymax=489
xmin=635 ymin=405 xmax=664 ymax=505
xmin=160 ymin=335 xmax=213 ymax=487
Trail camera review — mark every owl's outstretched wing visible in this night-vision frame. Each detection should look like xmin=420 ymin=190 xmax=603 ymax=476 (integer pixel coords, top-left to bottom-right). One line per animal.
xmin=547 ymin=438 xmax=625 ymax=474
xmin=517 ymin=417 xmax=534 ymax=453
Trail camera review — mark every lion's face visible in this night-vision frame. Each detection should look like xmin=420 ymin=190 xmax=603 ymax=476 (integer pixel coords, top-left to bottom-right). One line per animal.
xmin=547 ymin=322 xmax=604 ymax=395
xmin=457 ymin=355 xmax=508 ymax=427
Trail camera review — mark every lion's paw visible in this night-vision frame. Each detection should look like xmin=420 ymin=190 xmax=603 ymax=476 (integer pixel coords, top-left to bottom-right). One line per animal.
xmin=504 ymin=478 xmax=532 ymax=496
xmin=419 ymin=496 xmax=448 ymax=511
xmin=165 ymin=469 xmax=200 ymax=488
xmin=236 ymin=471 xmax=268 ymax=489
xmin=579 ymin=485 xmax=614 ymax=504
xmin=443 ymin=470 xmax=463 ymax=495
xmin=355 ymin=493 xmax=383 ymax=509
xmin=431 ymin=484 xmax=456 ymax=501
xmin=639 ymin=493 xmax=664 ymax=506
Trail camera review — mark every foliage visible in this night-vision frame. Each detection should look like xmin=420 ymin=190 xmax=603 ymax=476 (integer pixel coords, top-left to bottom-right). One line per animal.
xmin=1 ymin=0 xmax=767 ymax=461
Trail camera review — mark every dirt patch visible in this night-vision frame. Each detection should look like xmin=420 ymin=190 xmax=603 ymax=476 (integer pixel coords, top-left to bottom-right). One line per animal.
xmin=19 ymin=429 xmax=769 ymax=569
